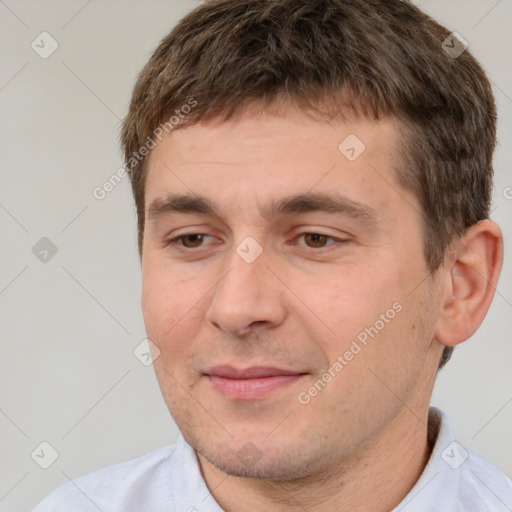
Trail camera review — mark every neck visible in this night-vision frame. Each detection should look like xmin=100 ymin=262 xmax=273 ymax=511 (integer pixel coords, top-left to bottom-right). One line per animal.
xmin=198 ymin=405 xmax=435 ymax=512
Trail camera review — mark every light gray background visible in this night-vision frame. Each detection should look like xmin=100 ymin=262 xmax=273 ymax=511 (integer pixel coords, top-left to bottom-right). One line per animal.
xmin=0 ymin=1 xmax=510 ymax=511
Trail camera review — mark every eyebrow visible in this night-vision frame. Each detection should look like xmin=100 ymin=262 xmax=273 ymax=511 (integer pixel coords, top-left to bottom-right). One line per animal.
xmin=147 ymin=192 xmax=378 ymax=226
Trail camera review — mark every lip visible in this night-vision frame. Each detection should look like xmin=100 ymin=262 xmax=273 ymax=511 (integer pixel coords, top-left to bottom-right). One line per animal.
xmin=204 ymin=365 xmax=308 ymax=400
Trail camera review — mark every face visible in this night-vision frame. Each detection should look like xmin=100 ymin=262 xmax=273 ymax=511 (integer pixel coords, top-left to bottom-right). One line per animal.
xmin=141 ymin=104 xmax=443 ymax=480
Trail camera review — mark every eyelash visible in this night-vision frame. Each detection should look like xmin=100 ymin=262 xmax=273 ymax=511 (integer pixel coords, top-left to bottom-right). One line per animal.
xmin=166 ymin=232 xmax=347 ymax=253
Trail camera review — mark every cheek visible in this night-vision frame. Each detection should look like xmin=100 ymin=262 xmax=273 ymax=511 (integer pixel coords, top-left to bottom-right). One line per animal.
xmin=306 ymin=266 xmax=405 ymax=341
xmin=141 ymin=262 xmax=189 ymax=343
xmin=141 ymin=261 xmax=212 ymax=377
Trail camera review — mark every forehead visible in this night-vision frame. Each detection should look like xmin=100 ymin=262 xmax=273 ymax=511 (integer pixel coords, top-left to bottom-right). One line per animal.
xmin=143 ymin=107 xmax=415 ymax=226
xmin=149 ymin=106 xmax=398 ymax=168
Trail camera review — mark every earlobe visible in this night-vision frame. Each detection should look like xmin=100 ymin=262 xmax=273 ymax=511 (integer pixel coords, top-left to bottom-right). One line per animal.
xmin=434 ymin=220 xmax=503 ymax=347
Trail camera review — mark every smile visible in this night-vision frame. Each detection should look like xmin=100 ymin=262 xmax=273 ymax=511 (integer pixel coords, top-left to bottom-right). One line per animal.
xmin=204 ymin=365 xmax=308 ymax=400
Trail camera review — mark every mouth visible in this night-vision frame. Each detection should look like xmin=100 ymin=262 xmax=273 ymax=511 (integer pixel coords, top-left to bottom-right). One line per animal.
xmin=204 ymin=365 xmax=308 ymax=400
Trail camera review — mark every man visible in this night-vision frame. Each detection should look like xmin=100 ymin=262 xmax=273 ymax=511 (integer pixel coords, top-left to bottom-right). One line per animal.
xmin=33 ymin=0 xmax=511 ymax=510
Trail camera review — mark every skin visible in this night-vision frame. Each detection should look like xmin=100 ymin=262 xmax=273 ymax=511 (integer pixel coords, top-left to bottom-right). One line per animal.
xmin=140 ymin=102 xmax=503 ymax=512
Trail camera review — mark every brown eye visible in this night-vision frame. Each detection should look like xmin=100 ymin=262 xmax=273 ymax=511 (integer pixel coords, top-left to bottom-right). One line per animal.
xmin=303 ymin=233 xmax=333 ymax=248
xmin=180 ymin=234 xmax=205 ymax=248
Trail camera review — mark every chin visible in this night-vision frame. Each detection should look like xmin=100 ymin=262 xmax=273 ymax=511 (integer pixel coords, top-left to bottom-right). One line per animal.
xmin=195 ymin=435 xmax=331 ymax=481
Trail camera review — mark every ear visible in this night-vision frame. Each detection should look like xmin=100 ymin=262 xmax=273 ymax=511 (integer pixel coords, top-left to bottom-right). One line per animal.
xmin=434 ymin=219 xmax=503 ymax=346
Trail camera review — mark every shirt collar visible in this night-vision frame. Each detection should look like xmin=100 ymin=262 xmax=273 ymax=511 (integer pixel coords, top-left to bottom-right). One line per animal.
xmin=168 ymin=435 xmax=225 ymax=512
xmin=392 ymin=406 xmax=462 ymax=512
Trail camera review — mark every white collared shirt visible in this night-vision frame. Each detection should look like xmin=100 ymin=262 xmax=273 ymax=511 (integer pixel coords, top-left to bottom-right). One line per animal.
xmin=32 ymin=407 xmax=512 ymax=511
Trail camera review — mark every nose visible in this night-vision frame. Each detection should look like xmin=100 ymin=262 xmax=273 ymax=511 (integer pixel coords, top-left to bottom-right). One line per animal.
xmin=205 ymin=240 xmax=287 ymax=336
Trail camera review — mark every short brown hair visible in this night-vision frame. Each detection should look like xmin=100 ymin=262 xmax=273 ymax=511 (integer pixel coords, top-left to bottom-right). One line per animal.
xmin=121 ymin=0 xmax=497 ymax=369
